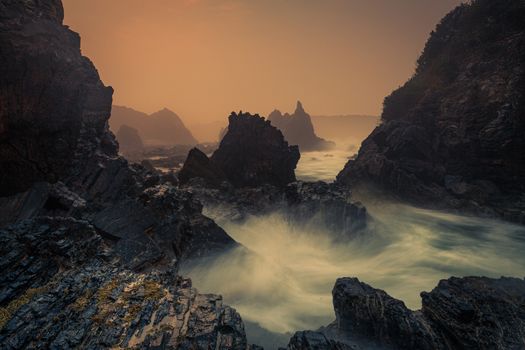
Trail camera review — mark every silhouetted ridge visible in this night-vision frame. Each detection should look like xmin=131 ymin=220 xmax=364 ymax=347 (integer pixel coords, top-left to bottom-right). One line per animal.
xmin=110 ymin=105 xmax=198 ymax=146
xmin=268 ymin=101 xmax=335 ymax=151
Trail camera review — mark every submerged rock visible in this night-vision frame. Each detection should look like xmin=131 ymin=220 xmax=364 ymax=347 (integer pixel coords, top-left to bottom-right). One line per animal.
xmin=288 ymin=276 xmax=525 ymax=350
xmin=337 ymin=0 xmax=525 ymax=223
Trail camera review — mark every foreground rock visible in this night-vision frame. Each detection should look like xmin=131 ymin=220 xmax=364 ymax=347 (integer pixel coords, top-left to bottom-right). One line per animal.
xmin=288 ymin=276 xmax=525 ymax=350
xmin=0 ymin=217 xmax=249 ymax=349
xmin=180 ymin=112 xmax=300 ymax=188
xmin=0 ymin=0 xmax=236 ymax=267
xmin=0 ymin=2 xmax=249 ymax=348
xmin=268 ymin=101 xmax=335 ymax=152
xmin=337 ymin=0 xmax=525 ymax=223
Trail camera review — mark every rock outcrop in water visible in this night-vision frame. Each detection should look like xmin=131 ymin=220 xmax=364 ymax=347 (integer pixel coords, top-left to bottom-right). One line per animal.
xmin=180 ymin=111 xmax=300 ymax=188
xmin=0 ymin=2 xmax=250 ymax=348
xmin=288 ymin=276 xmax=525 ymax=350
xmin=268 ymin=101 xmax=335 ymax=151
xmin=179 ymin=113 xmax=366 ymax=237
xmin=337 ymin=0 xmax=525 ymax=223
xmin=116 ymin=124 xmax=144 ymax=158
xmin=111 ymin=106 xmax=198 ymax=146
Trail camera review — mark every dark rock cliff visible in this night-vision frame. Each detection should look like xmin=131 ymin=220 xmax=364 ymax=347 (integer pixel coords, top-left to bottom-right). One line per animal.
xmin=0 ymin=2 xmax=250 ymax=348
xmin=269 ymin=101 xmax=335 ymax=152
xmin=287 ymin=276 xmax=525 ymax=350
xmin=0 ymin=0 xmax=116 ymax=196
xmin=337 ymin=0 xmax=525 ymax=223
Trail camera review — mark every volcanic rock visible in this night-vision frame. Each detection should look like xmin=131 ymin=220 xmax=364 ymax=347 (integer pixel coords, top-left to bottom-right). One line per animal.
xmin=268 ymin=101 xmax=335 ymax=151
xmin=288 ymin=276 xmax=525 ymax=350
xmin=337 ymin=0 xmax=525 ymax=223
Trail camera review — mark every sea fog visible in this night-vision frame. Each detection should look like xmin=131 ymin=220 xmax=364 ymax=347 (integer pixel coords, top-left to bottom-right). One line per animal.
xmin=181 ymin=145 xmax=525 ymax=348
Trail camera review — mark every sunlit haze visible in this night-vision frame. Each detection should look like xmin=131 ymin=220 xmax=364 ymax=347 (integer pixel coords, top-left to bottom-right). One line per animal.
xmin=62 ymin=0 xmax=463 ymax=124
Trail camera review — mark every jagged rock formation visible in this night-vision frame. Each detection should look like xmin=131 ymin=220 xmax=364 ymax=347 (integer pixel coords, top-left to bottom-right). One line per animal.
xmin=111 ymin=106 xmax=199 ymax=146
xmin=116 ymin=124 xmax=144 ymax=157
xmin=180 ymin=112 xmax=300 ymax=188
xmin=0 ymin=2 xmax=249 ymax=348
xmin=0 ymin=0 xmax=115 ymax=197
xmin=179 ymin=113 xmax=366 ymax=237
xmin=337 ymin=0 xmax=525 ymax=223
xmin=288 ymin=276 xmax=525 ymax=350
xmin=268 ymin=101 xmax=335 ymax=151
xmin=0 ymin=0 xmax=236 ymax=267
xmin=0 ymin=217 xmax=248 ymax=349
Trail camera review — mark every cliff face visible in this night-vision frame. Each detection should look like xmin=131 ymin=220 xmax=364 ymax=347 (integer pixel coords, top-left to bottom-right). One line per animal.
xmin=337 ymin=0 xmax=525 ymax=222
xmin=180 ymin=112 xmax=300 ymax=188
xmin=111 ymin=106 xmax=199 ymax=146
xmin=269 ymin=101 xmax=335 ymax=151
xmin=0 ymin=2 xmax=249 ymax=347
xmin=0 ymin=0 xmax=116 ymax=196
xmin=287 ymin=276 xmax=525 ymax=350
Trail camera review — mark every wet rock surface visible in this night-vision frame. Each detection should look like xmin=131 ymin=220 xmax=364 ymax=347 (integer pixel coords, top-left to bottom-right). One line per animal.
xmin=0 ymin=217 xmax=249 ymax=350
xmin=337 ymin=0 xmax=525 ymax=223
xmin=288 ymin=276 xmax=525 ymax=350
xmin=184 ymin=181 xmax=367 ymax=239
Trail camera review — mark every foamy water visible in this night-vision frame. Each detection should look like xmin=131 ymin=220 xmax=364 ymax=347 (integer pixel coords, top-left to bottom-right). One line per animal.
xmin=181 ymin=147 xmax=525 ymax=347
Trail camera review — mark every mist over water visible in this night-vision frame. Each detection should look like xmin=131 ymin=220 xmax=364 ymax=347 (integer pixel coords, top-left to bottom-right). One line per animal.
xmin=181 ymin=145 xmax=525 ymax=347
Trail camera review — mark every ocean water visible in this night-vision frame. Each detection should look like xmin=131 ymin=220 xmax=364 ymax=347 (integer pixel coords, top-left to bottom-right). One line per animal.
xmin=181 ymin=147 xmax=525 ymax=348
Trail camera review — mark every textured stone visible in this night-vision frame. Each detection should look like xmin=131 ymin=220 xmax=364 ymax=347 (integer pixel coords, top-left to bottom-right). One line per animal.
xmin=337 ymin=0 xmax=525 ymax=223
xmin=290 ymin=276 xmax=525 ymax=350
xmin=0 ymin=217 xmax=250 ymax=350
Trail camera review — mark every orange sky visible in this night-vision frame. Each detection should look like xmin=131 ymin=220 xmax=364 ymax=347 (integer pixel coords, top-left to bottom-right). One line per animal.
xmin=63 ymin=0 xmax=463 ymax=124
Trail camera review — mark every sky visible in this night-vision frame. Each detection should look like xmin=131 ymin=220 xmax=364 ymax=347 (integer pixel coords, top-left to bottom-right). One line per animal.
xmin=63 ymin=0 xmax=463 ymax=124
